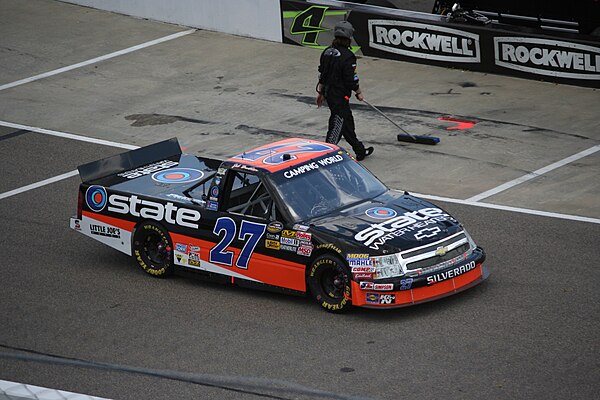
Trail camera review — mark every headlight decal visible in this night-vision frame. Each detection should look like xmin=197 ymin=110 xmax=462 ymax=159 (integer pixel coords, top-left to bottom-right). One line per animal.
xmin=372 ymin=253 xmax=404 ymax=279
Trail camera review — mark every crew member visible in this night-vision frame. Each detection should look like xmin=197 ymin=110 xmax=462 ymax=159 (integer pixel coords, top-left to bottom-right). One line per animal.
xmin=316 ymin=20 xmax=373 ymax=161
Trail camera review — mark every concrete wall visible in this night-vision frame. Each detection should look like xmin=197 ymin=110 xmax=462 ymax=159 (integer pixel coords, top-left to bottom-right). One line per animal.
xmin=60 ymin=0 xmax=283 ymax=42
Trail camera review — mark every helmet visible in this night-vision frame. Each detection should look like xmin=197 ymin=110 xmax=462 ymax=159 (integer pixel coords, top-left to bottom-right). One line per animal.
xmin=333 ymin=20 xmax=354 ymax=39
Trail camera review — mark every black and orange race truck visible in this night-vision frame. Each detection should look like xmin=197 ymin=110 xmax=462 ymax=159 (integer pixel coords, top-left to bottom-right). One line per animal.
xmin=70 ymin=137 xmax=488 ymax=312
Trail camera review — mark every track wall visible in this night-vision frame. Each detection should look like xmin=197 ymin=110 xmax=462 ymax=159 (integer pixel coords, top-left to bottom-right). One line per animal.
xmin=59 ymin=0 xmax=283 ymax=42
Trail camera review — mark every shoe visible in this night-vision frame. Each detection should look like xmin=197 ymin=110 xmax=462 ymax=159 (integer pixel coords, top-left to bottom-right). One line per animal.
xmin=356 ymin=146 xmax=374 ymax=161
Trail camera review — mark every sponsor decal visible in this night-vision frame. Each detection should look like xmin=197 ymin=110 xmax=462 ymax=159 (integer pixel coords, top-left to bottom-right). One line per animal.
xmin=399 ymin=278 xmax=413 ymax=290
xmin=297 ymin=245 xmax=313 ymax=257
xmin=347 ymin=254 xmax=372 ymax=267
xmin=414 ymin=227 xmax=442 ymax=240
xmin=152 ymin=168 xmax=204 ymax=184
xmin=373 ymin=283 xmax=394 ymax=291
xmin=190 ymin=245 xmax=200 ymax=252
xmin=280 ymin=150 xmax=342 ymax=179
xmin=280 ymin=244 xmax=297 ymax=252
xmin=118 ymin=160 xmax=178 ymax=180
xmin=283 ymin=162 xmax=319 ymax=178
xmin=348 ymin=257 xmax=374 ymax=267
xmin=353 ymin=272 xmax=374 ymax=280
xmin=106 ymin=194 xmax=201 ymax=229
xmin=175 ymin=243 xmax=187 ymax=253
xmin=427 ymin=261 xmax=476 ymax=285
xmin=188 ymin=258 xmax=200 ymax=267
xmin=365 ymin=207 xmax=397 ymax=220
xmin=494 ymin=37 xmax=600 ymax=80
xmin=368 ymin=20 xmax=480 ymax=63
xmin=355 ymin=207 xmax=454 ymax=250
xmin=74 ymin=219 xmax=81 ymax=230
xmin=281 ymin=230 xmax=297 ymax=238
xmin=281 ymin=237 xmax=300 ymax=246
xmin=360 ymin=281 xmax=374 ymax=290
xmin=347 ymin=253 xmax=370 ymax=258
xmin=207 ymin=201 xmax=218 ymax=211
xmin=85 ymin=186 xmax=107 ymax=212
xmin=351 ymin=266 xmax=376 ymax=273
xmin=266 ymin=233 xmax=280 ymax=240
xmin=217 ymin=167 xmax=227 ymax=175
xmin=317 ymin=154 xmax=343 ymax=166
xmin=366 ymin=293 xmax=380 ymax=304
xmin=293 ymin=224 xmax=310 ymax=231
xmin=188 ymin=252 xmax=200 ymax=261
xmin=296 ymin=231 xmax=312 ymax=242
xmin=267 ymin=221 xmax=283 ymax=233
xmin=378 ymin=294 xmax=396 ymax=304
xmin=265 ymin=239 xmax=280 ymax=250
xmin=90 ymin=224 xmax=120 ymax=238
xmin=366 ymin=293 xmax=395 ymax=304
xmin=211 ymin=186 xmax=219 ymax=197
xmin=175 ymin=254 xmax=185 ymax=263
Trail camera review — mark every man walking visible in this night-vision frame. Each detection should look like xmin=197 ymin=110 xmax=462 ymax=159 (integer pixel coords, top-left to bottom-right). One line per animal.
xmin=316 ymin=20 xmax=373 ymax=161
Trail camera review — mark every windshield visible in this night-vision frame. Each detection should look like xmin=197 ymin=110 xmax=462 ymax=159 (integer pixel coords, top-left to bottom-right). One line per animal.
xmin=269 ymin=154 xmax=387 ymax=221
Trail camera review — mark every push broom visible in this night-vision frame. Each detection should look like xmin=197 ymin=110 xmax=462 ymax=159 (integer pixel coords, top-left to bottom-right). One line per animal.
xmin=363 ymin=99 xmax=440 ymax=145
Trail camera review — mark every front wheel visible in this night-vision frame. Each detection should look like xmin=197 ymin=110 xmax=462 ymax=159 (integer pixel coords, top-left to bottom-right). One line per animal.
xmin=307 ymin=254 xmax=352 ymax=313
xmin=132 ymin=222 xmax=173 ymax=277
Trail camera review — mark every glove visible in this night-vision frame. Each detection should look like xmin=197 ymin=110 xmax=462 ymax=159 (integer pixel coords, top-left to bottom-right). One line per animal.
xmin=316 ymin=94 xmax=325 ymax=108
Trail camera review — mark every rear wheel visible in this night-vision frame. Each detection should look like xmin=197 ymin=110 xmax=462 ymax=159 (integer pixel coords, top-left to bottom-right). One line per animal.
xmin=132 ymin=222 xmax=173 ymax=277
xmin=307 ymin=254 xmax=352 ymax=313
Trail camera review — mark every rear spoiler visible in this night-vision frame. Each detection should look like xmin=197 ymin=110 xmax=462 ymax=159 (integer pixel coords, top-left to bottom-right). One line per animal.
xmin=77 ymin=138 xmax=182 ymax=183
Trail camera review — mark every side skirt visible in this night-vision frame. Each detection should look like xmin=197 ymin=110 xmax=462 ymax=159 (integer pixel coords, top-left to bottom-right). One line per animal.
xmin=175 ymin=266 xmax=306 ymax=297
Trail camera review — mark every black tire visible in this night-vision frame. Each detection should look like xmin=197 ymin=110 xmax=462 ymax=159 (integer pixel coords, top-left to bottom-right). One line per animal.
xmin=307 ymin=254 xmax=352 ymax=313
xmin=132 ymin=222 xmax=173 ymax=277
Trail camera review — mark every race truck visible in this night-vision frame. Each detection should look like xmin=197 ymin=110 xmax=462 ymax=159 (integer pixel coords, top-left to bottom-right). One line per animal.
xmin=70 ymin=137 xmax=488 ymax=312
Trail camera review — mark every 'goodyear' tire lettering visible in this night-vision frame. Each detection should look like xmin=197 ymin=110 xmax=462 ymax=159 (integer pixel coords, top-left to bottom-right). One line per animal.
xmin=307 ymin=254 xmax=351 ymax=313
xmin=132 ymin=222 xmax=173 ymax=278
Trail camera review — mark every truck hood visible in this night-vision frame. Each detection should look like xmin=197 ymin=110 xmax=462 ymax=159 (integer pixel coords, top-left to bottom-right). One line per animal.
xmin=310 ymin=192 xmax=462 ymax=254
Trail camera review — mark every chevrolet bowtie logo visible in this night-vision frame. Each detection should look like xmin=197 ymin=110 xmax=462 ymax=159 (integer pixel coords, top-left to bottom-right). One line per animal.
xmin=435 ymin=246 xmax=449 ymax=257
xmin=414 ymin=227 xmax=442 ymax=240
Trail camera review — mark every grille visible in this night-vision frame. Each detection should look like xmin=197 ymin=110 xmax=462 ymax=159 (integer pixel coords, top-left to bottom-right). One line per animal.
xmin=406 ymin=242 xmax=470 ymax=270
xmin=402 ymin=232 xmax=467 ymax=260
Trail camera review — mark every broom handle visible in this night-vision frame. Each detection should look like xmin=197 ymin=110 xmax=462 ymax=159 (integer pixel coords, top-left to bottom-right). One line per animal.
xmin=362 ymin=99 xmax=416 ymax=140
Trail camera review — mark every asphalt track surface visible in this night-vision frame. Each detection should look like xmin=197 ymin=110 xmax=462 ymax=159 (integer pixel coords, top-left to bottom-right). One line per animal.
xmin=1 ymin=1 xmax=599 ymax=399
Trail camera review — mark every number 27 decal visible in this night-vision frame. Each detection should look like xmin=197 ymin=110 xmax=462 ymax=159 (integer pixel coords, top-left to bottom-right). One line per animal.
xmin=209 ymin=217 xmax=266 ymax=269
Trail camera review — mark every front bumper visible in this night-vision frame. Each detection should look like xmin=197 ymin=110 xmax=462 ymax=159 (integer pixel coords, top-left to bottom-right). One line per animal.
xmin=351 ymin=247 xmax=488 ymax=308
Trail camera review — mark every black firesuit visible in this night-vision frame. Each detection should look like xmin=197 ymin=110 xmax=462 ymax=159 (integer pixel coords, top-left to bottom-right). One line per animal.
xmin=318 ymin=45 xmax=367 ymax=158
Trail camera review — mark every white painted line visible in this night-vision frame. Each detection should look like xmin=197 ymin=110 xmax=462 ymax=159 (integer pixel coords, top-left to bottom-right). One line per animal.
xmin=0 ymin=121 xmax=139 ymax=200
xmin=466 ymin=144 xmax=600 ymax=202
xmin=0 ymin=170 xmax=79 ymax=200
xmin=0 ymin=29 xmax=196 ymax=91
xmin=410 ymin=191 xmax=600 ymax=225
xmin=0 ymin=120 xmax=139 ymax=150
xmin=0 ymin=379 xmax=110 ymax=400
